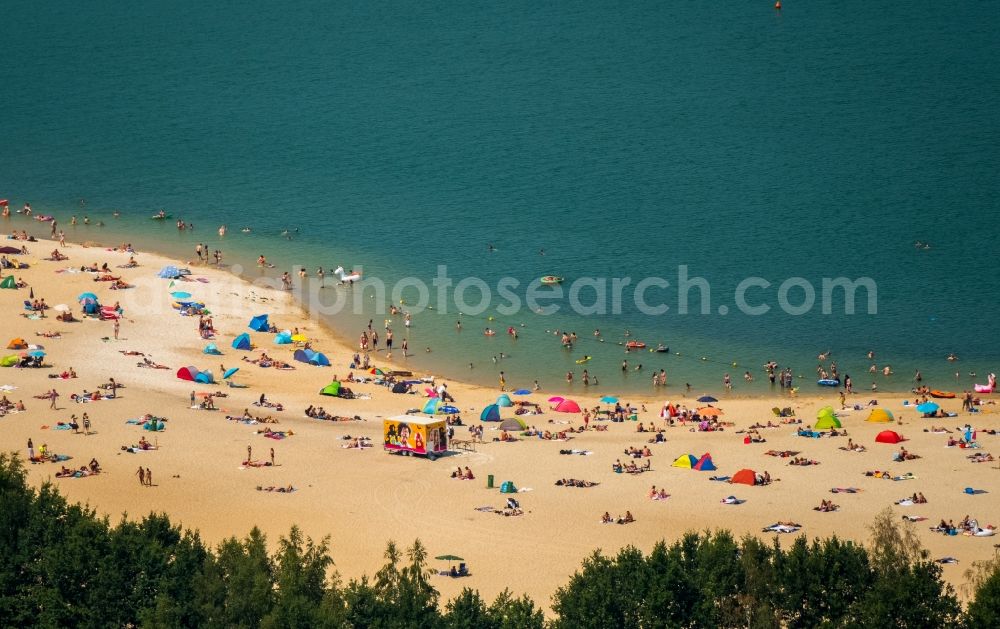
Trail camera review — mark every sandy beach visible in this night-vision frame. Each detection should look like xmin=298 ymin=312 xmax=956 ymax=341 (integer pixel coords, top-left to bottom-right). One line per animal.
xmin=2 ymin=231 xmax=998 ymax=608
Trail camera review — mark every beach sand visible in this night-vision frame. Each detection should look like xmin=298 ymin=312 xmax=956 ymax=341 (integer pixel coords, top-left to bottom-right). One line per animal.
xmin=2 ymin=233 xmax=998 ymax=608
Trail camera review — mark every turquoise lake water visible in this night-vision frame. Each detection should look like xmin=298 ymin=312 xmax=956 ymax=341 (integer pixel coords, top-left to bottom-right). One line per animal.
xmin=2 ymin=1 xmax=998 ymax=395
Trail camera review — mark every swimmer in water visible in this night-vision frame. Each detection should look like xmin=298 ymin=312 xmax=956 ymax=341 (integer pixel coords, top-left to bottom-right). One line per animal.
xmin=488 ymin=243 xmax=495 ymax=252
xmin=947 ymin=353 xmax=958 ymax=362
xmin=818 ymin=350 xmax=831 ymax=361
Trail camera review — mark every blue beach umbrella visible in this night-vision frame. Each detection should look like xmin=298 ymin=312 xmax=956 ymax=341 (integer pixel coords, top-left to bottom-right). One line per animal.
xmin=28 ymin=350 xmax=45 ymax=357
xmin=223 ymin=367 xmax=240 ymax=380
xmin=697 ymin=395 xmax=718 ymax=403
xmin=78 ymin=292 xmax=98 ymax=301
xmin=600 ymin=396 xmax=618 ymax=404
xmin=171 ymin=291 xmax=192 ymax=299
xmin=513 ymin=389 xmax=531 ymax=395
xmin=916 ymin=402 xmax=939 ymax=414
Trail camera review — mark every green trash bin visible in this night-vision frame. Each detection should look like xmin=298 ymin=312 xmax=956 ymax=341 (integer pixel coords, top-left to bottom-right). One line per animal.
xmin=487 ymin=474 xmax=494 ymax=489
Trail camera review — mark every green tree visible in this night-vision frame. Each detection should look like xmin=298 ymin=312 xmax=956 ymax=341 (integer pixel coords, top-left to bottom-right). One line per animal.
xmin=967 ymin=563 xmax=1000 ymax=626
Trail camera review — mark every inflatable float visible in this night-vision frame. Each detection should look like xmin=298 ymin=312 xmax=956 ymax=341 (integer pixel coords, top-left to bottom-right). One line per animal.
xmin=540 ymin=276 xmax=563 ymax=285
xmin=151 ymin=214 xmax=171 ymax=220
xmin=575 ymin=356 xmax=592 ymax=364
xmin=333 ymin=266 xmax=361 ymax=283
xmin=974 ymin=384 xmax=994 ymax=393
xmin=929 ymin=390 xmax=956 ymax=399
xmin=625 ymin=341 xmax=646 ymax=349
xmin=817 ymin=379 xmax=840 ymax=387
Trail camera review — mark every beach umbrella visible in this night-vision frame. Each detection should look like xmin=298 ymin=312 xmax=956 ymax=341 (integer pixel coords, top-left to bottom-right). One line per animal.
xmin=697 ymin=395 xmax=718 ymax=403
xmin=78 ymin=292 xmax=98 ymax=301
xmin=27 ymin=350 xmax=45 ymax=358
xmin=223 ymin=367 xmax=239 ymax=380
xmin=697 ymin=407 xmax=722 ymax=417
xmin=53 ymin=304 xmax=70 ymax=313
xmin=291 ymin=334 xmax=308 ymax=342
xmin=917 ymin=402 xmax=940 ymax=414
xmin=513 ymin=389 xmax=531 ymax=395
xmin=436 ymin=554 xmax=463 ymax=569
xmin=547 ymin=396 xmax=564 ymax=403
xmin=370 ymin=367 xmax=386 ymax=376
xmin=600 ymin=396 xmax=618 ymax=404
xmin=170 ymin=291 xmax=192 ymax=299
xmin=425 ymin=387 xmax=439 ymax=398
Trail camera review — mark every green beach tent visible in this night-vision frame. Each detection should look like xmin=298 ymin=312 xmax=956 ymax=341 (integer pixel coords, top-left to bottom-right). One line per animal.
xmin=814 ymin=414 xmax=842 ymax=429
xmin=320 ymin=381 xmax=341 ymax=396
xmin=1 ymin=355 xmax=18 ymax=367
xmin=0 ymin=276 xmax=15 ymax=289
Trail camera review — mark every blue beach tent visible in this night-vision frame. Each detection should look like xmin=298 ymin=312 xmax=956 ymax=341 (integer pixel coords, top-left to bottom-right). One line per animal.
xmin=232 ymin=333 xmax=252 ymax=350
xmin=249 ymin=314 xmax=269 ymax=331
xmin=480 ymin=404 xmax=501 ymax=421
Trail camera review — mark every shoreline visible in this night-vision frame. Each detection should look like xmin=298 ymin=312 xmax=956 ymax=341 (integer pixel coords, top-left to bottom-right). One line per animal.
xmin=4 ymin=212 xmax=962 ymax=401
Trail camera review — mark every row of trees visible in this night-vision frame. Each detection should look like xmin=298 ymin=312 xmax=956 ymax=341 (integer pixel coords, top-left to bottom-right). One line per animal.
xmin=1 ymin=452 xmax=998 ymax=627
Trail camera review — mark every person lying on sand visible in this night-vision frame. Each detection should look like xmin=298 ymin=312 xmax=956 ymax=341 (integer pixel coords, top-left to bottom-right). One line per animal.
xmin=256 ymin=485 xmax=296 ymax=492
xmin=814 ymin=499 xmax=839 ymax=512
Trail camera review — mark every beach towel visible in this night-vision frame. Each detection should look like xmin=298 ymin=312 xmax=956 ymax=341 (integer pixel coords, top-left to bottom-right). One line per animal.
xmin=903 ymin=515 xmax=928 ymax=522
xmin=763 ymin=523 xmax=801 ymax=534
xmin=964 ymin=487 xmax=988 ymax=495
xmin=721 ymin=496 xmax=745 ymax=505
xmin=831 ymin=487 xmax=861 ymax=494
xmin=709 ymin=476 xmax=731 ymax=482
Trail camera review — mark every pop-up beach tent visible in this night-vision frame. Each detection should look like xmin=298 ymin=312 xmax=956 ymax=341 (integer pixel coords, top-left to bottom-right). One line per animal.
xmin=294 ymin=348 xmax=315 ymax=364
xmin=6 ymin=338 xmax=27 ymax=349
xmin=274 ymin=331 xmax=292 ymax=345
xmin=875 ymin=430 xmax=904 ymax=444
xmin=248 ymin=314 xmax=269 ymax=331
xmin=480 ymin=404 xmax=501 ymax=421
xmin=310 ymin=352 xmax=330 ymax=366
xmin=867 ymin=408 xmax=894 ymax=423
xmin=320 ymin=381 xmax=341 ymax=396
xmin=731 ymin=469 xmax=757 ymax=485
xmin=554 ymin=399 xmax=581 ymax=413
xmin=499 ymin=417 xmax=526 ymax=431
xmin=1 ymin=355 xmax=18 ymax=367
xmin=176 ymin=366 xmax=199 ymax=381
xmin=496 ymin=394 xmax=513 ymax=407
xmin=0 ymin=276 xmax=15 ymax=289
xmin=194 ymin=370 xmax=215 ymax=384
xmin=423 ymin=398 xmax=443 ymax=415
xmin=815 ymin=414 xmax=842 ymax=430
xmin=693 ymin=453 xmax=717 ymax=471
xmin=671 ymin=454 xmax=698 ymax=469
xmin=203 ymin=344 xmax=222 ymax=355
xmin=232 ymin=333 xmax=252 ymax=350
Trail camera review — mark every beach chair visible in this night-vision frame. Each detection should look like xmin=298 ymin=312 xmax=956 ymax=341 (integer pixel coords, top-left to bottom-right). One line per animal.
xmin=458 ymin=563 xmax=468 ymax=576
xmin=23 ymin=300 xmax=33 ymax=310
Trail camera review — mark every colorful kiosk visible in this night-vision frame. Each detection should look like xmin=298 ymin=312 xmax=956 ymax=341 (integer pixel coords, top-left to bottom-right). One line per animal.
xmin=384 ymin=415 xmax=449 ymax=460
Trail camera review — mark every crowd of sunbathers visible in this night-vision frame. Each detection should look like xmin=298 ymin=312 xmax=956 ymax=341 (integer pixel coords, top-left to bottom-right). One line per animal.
xmin=789 ymin=457 xmax=820 ymax=466
xmin=0 ymin=396 xmax=26 ymax=416
xmin=624 ymin=445 xmax=653 ymax=458
xmin=601 ymin=511 xmax=634 ymax=524
xmin=931 ymin=515 xmax=996 ymax=537
xmin=893 ymin=447 xmax=921 ymax=461
xmin=556 ymin=478 xmax=598 ymax=488
xmin=647 ymin=485 xmax=669 ymax=500
xmin=338 ymin=436 xmax=371 ymax=449
xmin=840 ymin=439 xmax=867 ymax=452
xmin=242 ymin=352 xmax=294 ymax=370
xmin=612 ymin=458 xmax=651 ymax=474
xmin=56 ymin=459 xmax=101 ymax=478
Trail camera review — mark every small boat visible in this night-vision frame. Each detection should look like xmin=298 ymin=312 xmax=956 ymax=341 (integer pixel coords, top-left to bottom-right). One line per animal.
xmin=929 ymin=390 xmax=956 ymax=399
xmin=654 ymin=344 xmax=669 ymax=353
xmin=817 ymin=379 xmax=840 ymax=387
xmin=626 ymin=341 xmax=646 ymax=349
xmin=540 ymin=275 xmax=563 ymax=285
